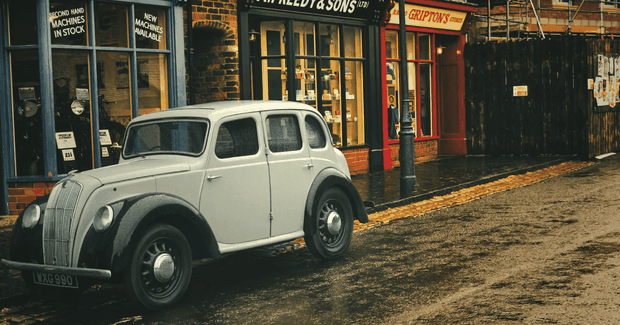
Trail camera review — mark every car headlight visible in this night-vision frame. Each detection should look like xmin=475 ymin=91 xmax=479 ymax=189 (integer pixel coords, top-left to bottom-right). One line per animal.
xmin=22 ymin=204 xmax=41 ymax=230
xmin=93 ymin=205 xmax=114 ymax=233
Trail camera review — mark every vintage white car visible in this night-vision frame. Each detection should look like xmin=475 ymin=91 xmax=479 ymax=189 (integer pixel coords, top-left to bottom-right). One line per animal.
xmin=1 ymin=100 xmax=369 ymax=310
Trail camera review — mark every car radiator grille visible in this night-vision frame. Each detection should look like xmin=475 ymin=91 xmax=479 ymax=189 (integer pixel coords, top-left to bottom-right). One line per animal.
xmin=43 ymin=180 xmax=83 ymax=266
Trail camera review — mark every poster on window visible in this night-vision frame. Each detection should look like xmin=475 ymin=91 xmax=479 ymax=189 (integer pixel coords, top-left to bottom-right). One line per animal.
xmin=598 ymin=54 xmax=604 ymax=76
xmin=594 ymin=76 xmax=610 ymax=106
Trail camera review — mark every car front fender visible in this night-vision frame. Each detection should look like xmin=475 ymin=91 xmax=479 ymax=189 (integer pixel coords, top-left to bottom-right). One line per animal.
xmin=303 ymin=168 xmax=369 ymax=236
xmin=8 ymin=196 xmax=49 ymax=264
xmin=78 ymin=193 xmax=221 ymax=278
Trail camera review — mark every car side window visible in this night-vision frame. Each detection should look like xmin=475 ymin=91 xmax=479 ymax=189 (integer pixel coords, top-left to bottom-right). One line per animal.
xmin=305 ymin=115 xmax=327 ymax=149
xmin=214 ymin=118 xmax=259 ymax=159
xmin=265 ymin=115 xmax=302 ymax=153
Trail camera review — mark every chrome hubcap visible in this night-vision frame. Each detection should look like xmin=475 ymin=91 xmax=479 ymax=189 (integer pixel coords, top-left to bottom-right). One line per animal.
xmin=326 ymin=211 xmax=342 ymax=235
xmin=153 ymin=253 xmax=175 ymax=282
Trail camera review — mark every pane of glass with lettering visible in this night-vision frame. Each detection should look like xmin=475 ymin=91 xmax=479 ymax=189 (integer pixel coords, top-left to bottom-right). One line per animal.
xmin=49 ymin=1 xmax=88 ymax=46
xmin=11 ymin=50 xmax=43 ymax=176
xmin=9 ymin=0 xmax=38 ymax=46
xmin=95 ymin=2 xmax=129 ymax=48
xmin=135 ymin=6 xmax=167 ymax=50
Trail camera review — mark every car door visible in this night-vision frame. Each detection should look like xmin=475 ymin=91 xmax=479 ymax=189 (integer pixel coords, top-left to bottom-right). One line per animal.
xmin=303 ymin=112 xmax=335 ymax=177
xmin=261 ymin=111 xmax=314 ymax=237
xmin=200 ymin=113 xmax=271 ymax=244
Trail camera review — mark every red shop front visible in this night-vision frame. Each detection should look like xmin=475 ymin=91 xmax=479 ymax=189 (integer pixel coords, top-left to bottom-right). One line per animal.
xmin=381 ymin=0 xmax=475 ymax=169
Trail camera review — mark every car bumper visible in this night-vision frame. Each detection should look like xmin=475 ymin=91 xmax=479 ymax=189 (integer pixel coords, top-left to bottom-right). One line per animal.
xmin=0 ymin=259 xmax=112 ymax=280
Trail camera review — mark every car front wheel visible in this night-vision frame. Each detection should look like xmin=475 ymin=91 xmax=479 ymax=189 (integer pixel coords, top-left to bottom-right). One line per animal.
xmin=305 ymin=188 xmax=354 ymax=260
xmin=125 ymin=223 xmax=192 ymax=310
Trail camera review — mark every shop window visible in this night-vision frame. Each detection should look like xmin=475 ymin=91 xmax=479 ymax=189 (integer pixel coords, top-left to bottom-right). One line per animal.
xmin=135 ymin=6 xmax=167 ymax=50
xmin=255 ymin=19 xmax=365 ymax=148
xmin=420 ymin=64 xmax=432 ymax=137
xmin=52 ymin=50 xmax=93 ymax=174
xmin=137 ymin=53 xmax=169 ymax=115
xmin=10 ymin=50 xmax=43 ymax=176
xmin=49 ymin=1 xmax=88 ymax=46
xmin=95 ymin=3 xmax=129 ymax=48
xmin=386 ymin=30 xmax=434 ymax=139
xmin=97 ymin=51 xmax=131 ymax=166
xmin=8 ymin=0 xmax=38 ymax=46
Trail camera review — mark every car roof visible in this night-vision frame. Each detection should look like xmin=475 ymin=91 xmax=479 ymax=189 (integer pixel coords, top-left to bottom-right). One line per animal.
xmin=129 ymin=100 xmax=319 ymax=124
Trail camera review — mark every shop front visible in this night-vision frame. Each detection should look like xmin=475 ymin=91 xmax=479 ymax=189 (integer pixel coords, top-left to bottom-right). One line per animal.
xmin=237 ymin=0 xmax=392 ymax=175
xmin=1 ymin=0 xmax=186 ymax=215
xmin=382 ymin=0 xmax=475 ymax=169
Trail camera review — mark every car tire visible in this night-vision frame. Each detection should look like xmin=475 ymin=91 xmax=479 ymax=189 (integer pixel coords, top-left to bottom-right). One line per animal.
xmin=125 ymin=223 xmax=192 ymax=310
xmin=305 ymin=188 xmax=354 ymax=260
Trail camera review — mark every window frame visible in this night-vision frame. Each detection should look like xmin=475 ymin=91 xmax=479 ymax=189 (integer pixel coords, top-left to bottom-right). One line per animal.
xmin=0 ymin=0 xmax=186 ymax=182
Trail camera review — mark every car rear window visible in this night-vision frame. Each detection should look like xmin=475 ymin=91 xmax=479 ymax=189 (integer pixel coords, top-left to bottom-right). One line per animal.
xmin=265 ymin=115 xmax=302 ymax=153
xmin=214 ymin=118 xmax=259 ymax=159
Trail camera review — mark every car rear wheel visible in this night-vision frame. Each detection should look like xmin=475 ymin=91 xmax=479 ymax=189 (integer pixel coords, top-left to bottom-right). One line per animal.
xmin=125 ymin=223 xmax=192 ymax=310
xmin=305 ymin=188 xmax=354 ymax=260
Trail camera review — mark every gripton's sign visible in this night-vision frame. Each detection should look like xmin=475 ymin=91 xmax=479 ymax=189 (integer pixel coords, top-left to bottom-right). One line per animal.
xmin=388 ymin=2 xmax=467 ymax=31
xmin=241 ymin=0 xmax=392 ymax=24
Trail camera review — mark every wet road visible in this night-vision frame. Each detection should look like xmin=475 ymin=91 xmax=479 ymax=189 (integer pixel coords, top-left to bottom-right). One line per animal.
xmin=3 ymin=155 xmax=620 ymax=324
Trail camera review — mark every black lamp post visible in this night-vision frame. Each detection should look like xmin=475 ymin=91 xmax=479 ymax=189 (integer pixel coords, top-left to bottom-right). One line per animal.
xmin=398 ymin=0 xmax=417 ymax=194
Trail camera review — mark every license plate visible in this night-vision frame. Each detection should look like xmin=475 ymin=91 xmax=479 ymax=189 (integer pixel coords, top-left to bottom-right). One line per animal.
xmin=32 ymin=271 xmax=79 ymax=288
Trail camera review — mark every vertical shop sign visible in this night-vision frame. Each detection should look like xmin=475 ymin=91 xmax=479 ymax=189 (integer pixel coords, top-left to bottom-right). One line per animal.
xmin=49 ymin=7 xmax=86 ymax=39
xmin=135 ymin=12 xmax=164 ymax=43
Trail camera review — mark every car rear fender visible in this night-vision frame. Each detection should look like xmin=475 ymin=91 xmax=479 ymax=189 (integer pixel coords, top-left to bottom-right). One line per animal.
xmin=78 ymin=193 xmax=221 ymax=278
xmin=303 ymin=168 xmax=369 ymax=236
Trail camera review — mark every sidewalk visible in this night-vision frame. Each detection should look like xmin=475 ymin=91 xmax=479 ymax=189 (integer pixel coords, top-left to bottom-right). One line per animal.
xmin=353 ymin=155 xmax=580 ymax=213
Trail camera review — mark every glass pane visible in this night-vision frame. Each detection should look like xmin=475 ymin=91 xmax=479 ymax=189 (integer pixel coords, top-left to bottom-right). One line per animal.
xmin=261 ymin=21 xmax=287 ymax=100
xmin=406 ymin=32 xmax=416 ymax=60
xmin=137 ymin=53 xmax=169 ymax=115
xmin=214 ymin=119 xmax=258 ymax=159
xmin=408 ymin=62 xmax=417 ymax=137
xmin=95 ymin=2 xmax=129 ymax=48
xmin=320 ymin=24 xmax=340 ymax=57
xmin=266 ymin=115 xmax=302 ymax=153
xmin=125 ymin=121 xmax=209 ymax=158
xmin=386 ymin=62 xmax=400 ymax=139
xmin=385 ymin=30 xmax=398 ymax=60
xmin=262 ymin=58 xmax=287 ymax=100
xmin=419 ymin=34 xmax=431 ymax=60
xmin=420 ymin=63 xmax=432 ymax=136
xmin=305 ymin=116 xmax=326 ymax=149
xmin=10 ymin=50 xmax=43 ymax=176
xmin=97 ymin=52 xmax=131 ymax=166
xmin=9 ymin=0 xmax=38 ymax=46
xmin=135 ymin=6 xmax=167 ymax=50
xmin=294 ymin=22 xmax=315 ymax=57
xmin=49 ymin=1 xmax=88 ymax=46
xmin=295 ymin=59 xmax=317 ymax=107
xmin=344 ymin=26 xmax=363 ymax=58
xmin=345 ymin=61 xmax=364 ymax=145
xmin=52 ymin=50 xmax=93 ymax=173
xmin=320 ymin=61 xmax=341 ymax=146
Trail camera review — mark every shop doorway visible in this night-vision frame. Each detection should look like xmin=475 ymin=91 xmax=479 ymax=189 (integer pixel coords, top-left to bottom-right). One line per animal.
xmin=436 ymin=35 xmax=466 ymax=155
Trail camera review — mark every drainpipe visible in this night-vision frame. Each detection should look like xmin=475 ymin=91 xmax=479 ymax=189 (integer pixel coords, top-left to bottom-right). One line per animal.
xmin=488 ymin=0 xmax=491 ymax=40
xmin=188 ymin=0 xmax=195 ymax=104
xmin=398 ymin=0 xmax=417 ymax=194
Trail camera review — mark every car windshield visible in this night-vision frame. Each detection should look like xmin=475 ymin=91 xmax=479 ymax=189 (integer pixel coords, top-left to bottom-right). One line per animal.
xmin=123 ymin=119 xmax=209 ymax=158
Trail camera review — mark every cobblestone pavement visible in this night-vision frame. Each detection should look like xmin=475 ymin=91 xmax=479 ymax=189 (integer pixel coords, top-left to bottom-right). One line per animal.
xmin=0 ymin=160 xmax=595 ymax=324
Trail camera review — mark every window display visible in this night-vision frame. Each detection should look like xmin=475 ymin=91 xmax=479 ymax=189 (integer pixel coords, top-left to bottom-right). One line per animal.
xmin=11 ymin=50 xmax=43 ymax=176
xmin=255 ymin=19 xmax=365 ymax=148
xmin=5 ymin=1 xmax=171 ymax=177
xmin=385 ymin=30 xmax=435 ymax=139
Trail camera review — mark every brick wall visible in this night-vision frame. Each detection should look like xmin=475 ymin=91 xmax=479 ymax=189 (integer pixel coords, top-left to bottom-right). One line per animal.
xmin=342 ymin=148 xmax=369 ymax=176
xmin=389 ymin=139 xmax=439 ymax=168
xmin=8 ymin=182 xmax=56 ymax=216
xmin=187 ymin=1 xmax=240 ymax=104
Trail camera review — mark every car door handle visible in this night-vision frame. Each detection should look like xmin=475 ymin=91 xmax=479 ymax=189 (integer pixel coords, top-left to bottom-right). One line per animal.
xmin=207 ymin=175 xmax=222 ymax=181
xmin=305 ymin=164 xmax=314 ymax=169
